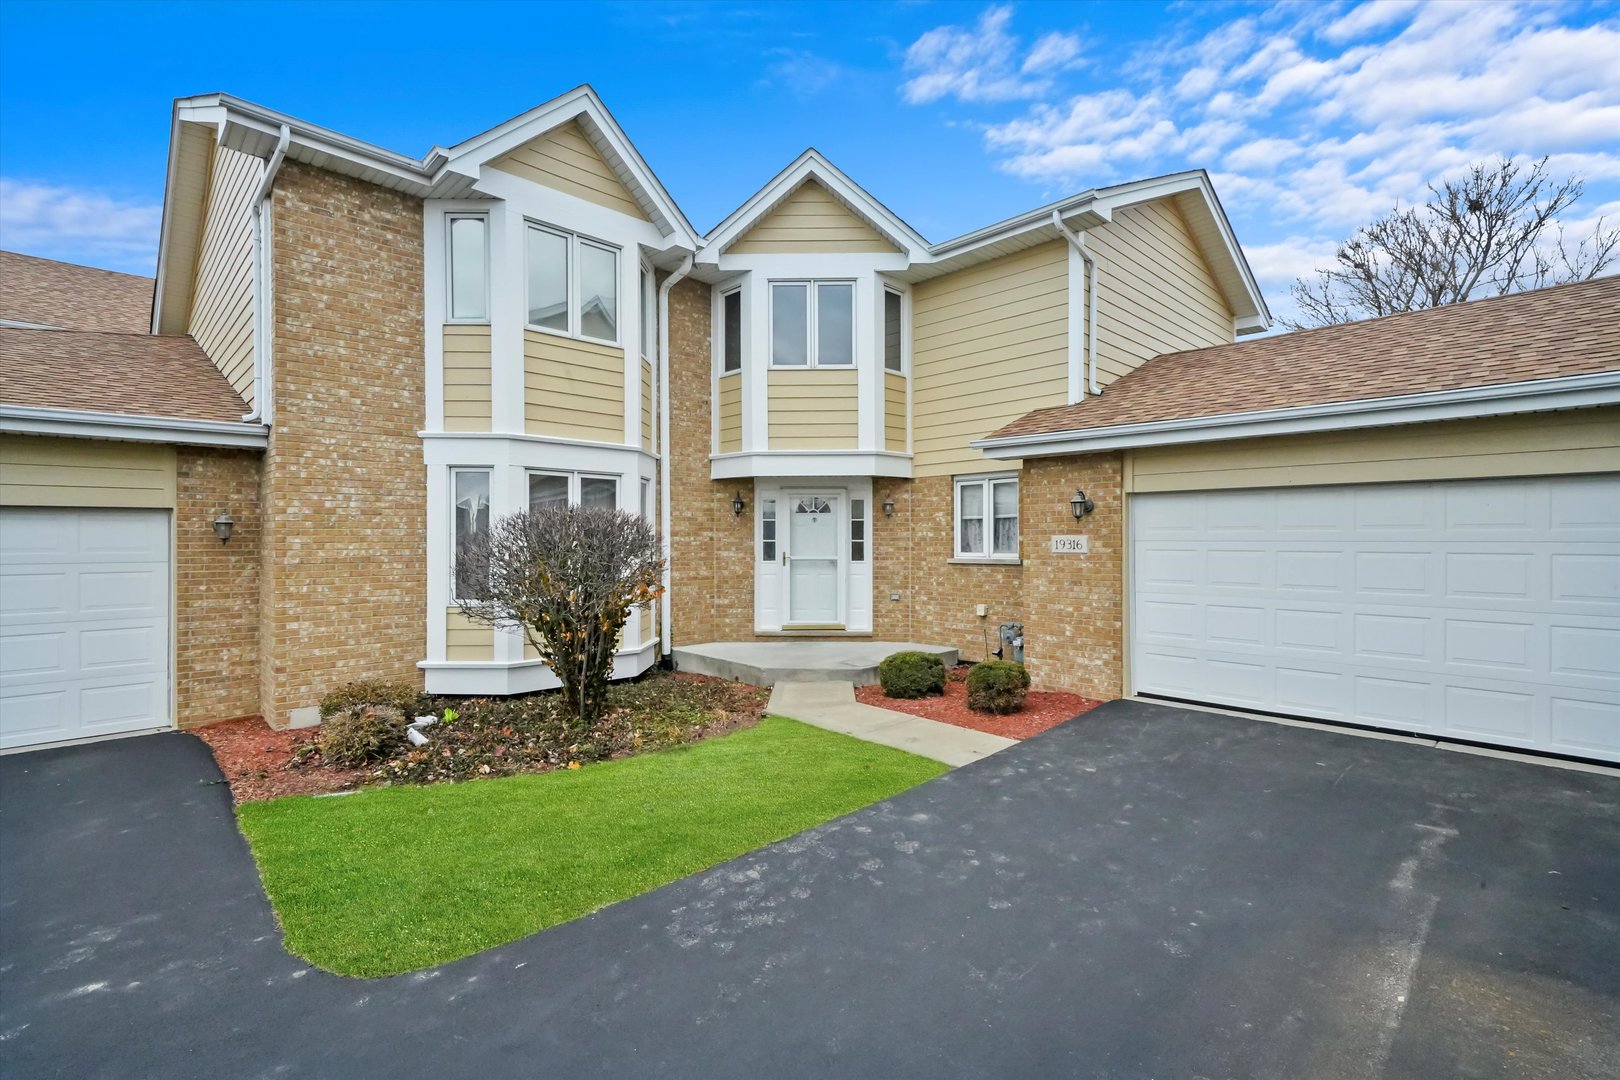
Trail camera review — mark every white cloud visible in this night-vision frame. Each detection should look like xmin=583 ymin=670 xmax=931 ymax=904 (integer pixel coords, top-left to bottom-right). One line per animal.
xmin=0 ymin=179 xmax=161 ymax=274
xmin=758 ymin=49 xmax=846 ymax=99
xmin=901 ymin=5 xmax=1084 ymax=104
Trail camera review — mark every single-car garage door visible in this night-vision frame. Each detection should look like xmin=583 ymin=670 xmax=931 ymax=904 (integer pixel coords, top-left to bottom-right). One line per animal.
xmin=1 ymin=508 xmax=171 ymax=750
xmin=1131 ymin=474 xmax=1620 ymax=763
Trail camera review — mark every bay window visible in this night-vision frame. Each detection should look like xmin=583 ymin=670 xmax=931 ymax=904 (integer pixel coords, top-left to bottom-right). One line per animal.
xmin=721 ymin=288 xmax=742 ymax=373
xmin=526 ymin=223 xmax=619 ymax=344
xmin=527 ymin=470 xmax=619 ymax=512
xmin=452 ymin=468 xmax=491 ymax=599
xmin=770 ymin=280 xmax=853 ymax=366
xmin=954 ymin=475 xmax=1019 ymax=560
xmin=883 ymin=288 xmax=904 ymax=372
xmin=447 ymin=214 xmax=488 ymax=323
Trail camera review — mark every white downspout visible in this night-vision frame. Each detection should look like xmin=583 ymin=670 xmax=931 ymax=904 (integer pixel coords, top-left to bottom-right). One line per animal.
xmin=243 ymin=125 xmax=291 ymax=422
xmin=1052 ymin=209 xmax=1102 ymax=398
xmin=657 ymin=253 xmax=695 ymax=661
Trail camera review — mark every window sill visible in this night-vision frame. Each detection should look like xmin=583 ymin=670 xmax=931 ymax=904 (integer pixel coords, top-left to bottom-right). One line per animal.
xmin=445 ymin=319 xmax=491 ymax=328
xmin=947 ymin=557 xmax=1023 ymax=566
xmin=766 ymin=364 xmax=857 ymax=371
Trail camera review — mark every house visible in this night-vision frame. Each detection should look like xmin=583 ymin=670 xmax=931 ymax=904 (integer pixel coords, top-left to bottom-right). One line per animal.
xmin=1 ymin=85 xmax=1615 ymax=763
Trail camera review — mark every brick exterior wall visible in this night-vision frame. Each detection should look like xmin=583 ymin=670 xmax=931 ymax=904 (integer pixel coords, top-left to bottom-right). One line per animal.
xmin=907 ymin=474 xmax=1025 ymax=662
xmin=174 ymin=447 xmax=262 ymax=727
xmin=261 ymin=161 xmax=426 ymax=725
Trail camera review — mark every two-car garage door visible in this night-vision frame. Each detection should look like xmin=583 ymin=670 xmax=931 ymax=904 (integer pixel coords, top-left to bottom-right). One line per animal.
xmin=1131 ymin=474 xmax=1620 ymax=763
xmin=0 ymin=508 xmax=172 ymax=750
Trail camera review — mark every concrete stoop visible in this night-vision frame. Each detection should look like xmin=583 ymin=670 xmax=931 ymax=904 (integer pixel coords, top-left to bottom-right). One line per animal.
xmin=672 ymin=641 xmax=958 ymax=687
xmin=767 ymin=680 xmax=1014 ymax=767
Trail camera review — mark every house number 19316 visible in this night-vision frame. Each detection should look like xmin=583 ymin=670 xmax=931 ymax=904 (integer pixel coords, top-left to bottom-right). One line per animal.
xmin=1050 ymin=535 xmax=1090 ymax=554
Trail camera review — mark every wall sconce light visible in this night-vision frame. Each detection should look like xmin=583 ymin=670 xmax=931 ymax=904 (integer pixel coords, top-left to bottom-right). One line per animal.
xmin=212 ymin=512 xmax=235 ymax=543
xmin=882 ymin=497 xmax=896 ymax=517
xmin=1070 ymin=489 xmax=1095 ymax=520
xmin=731 ymin=492 xmax=747 ymax=516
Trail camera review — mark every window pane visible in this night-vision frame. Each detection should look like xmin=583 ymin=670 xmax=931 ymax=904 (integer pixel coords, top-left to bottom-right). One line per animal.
xmin=528 ymin=472 xmax=568 ymax=512
xmin=958 ymin=482 xmax=985 ymax=556
xmin=761 ymin=498 xmax=776 ymax=561
xmin=527 ymin=228 xmax=568 ymax=331
xmin=992 ymin=480 xmax=1018 ymax=555
xmin=883 ymin=290 xmax=902 ymax=371
xmin=579 ymin=242 xmax=618 ymax=341
xmin=723 ymin=290 xmax=742 ymax=373
xmin=771 ymin=284 xmax=808 ymax=366
xmin=992 ymin=479 xmax=1018 ymax=517
xmin=453 ymin=470 xmax=490 ymax=599
xmin=449 ymin=217 xmax=487 ymax=321
xmin=640 ymin=477 xmax=652 ymax=519
xmin=580 ymin=476 xmax=617 ymax=510
xmin=816 ymin=283 xmax=853 ymax=366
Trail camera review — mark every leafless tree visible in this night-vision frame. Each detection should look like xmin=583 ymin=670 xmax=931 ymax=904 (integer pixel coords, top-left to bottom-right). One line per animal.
xmin=455 ymin=506 xmax=664 ymax=728
xmin=1287 ymin=157 xmax=1619 ymax=329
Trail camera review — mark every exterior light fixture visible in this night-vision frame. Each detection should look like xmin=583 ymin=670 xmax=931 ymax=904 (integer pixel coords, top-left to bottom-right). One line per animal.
xmin=882 ymin=497 xmax=896 ymax=517
xmin=212 ymin=512 xmax=235 ymax=542
xmin=1070 ymin=489 xmax=1095 ymax=520
xmin=732 ymin=492 xmax=747 ymax=516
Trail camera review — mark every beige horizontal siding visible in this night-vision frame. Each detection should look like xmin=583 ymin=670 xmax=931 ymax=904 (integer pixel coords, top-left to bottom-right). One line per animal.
xmin=1089 ymin=201 xmax=1232 ymax=385
xmin=728 ymin=180 xmax=901 ymax=255
xmin=1127 ymin=407 xmax=1620 ymax=493
xmin=525 ymin=330 xmax=626 ymax=443
xmin=490 ymin=120 xmax=648 ymax=221
xmin=155 ymin=124 xmax=214 ymax=335
xmin=445 ymin=607 xmax=493 ymax=661
xmin=718 ymin=373 xmax=743 ymax=453
xmin=885 ymin=371 xmax=907 ymax=452
xmin=767 ymin=368 xmax=858 ymax=449
xmin=911 ymin=240 xmax=1068 ymax=476
xmin=443 ymin=324 xmax=492 ymax=432
xmin=188 ymin=143 xmax=262 ymax=406
xmin=0 ymin=435 xmax=177 ymax=509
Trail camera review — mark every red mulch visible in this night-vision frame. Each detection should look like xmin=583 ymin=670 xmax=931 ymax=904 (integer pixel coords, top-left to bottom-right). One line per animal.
xmin=192 ymin=716 xmax=370 ymax=802
xmin=854 ymin=667 xmax=1103 ymax=740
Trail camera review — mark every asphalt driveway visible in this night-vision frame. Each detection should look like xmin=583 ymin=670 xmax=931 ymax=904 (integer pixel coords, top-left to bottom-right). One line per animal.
xmin=2 ymin=701 xmax=1617 ymax=1079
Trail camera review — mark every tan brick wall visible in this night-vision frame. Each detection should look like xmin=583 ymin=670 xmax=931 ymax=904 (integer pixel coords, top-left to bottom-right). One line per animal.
xmin=907 ymin=474 xmax=1024 ymax=662
xmin=174 ymin=448 xmax=262 ymax=727
xmin=262 ymin=161 xmax=426 ymax=725
xmin=1019 ymin=453 xmax=1125 ymax=699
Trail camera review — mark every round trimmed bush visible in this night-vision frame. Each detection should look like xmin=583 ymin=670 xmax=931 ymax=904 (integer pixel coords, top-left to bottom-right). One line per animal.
xmin=966 ymin=660 xmax=1030 ymax=715
xmin=319 ymin=704 xmax=409 ymax=767
xmin=877 ymin=651 xmax=947 ymax=699
xmin=318 ymin=678 xmax=430 ymax=722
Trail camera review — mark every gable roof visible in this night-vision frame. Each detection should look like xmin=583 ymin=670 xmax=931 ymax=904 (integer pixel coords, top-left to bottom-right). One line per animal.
xmin=0 ymin=327 xmax=248 ymax=423
xmin=977 ymin=276 xmax=1620 ymax=454
xmin=0 ymin=250 xmax=154 ymax=333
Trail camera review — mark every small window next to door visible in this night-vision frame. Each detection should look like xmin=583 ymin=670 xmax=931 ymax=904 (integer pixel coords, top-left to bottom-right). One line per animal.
xmin=761 ymin=498 xmax=777 ymax=562
xmin=850 ymin=498 xmax=867 ymax=562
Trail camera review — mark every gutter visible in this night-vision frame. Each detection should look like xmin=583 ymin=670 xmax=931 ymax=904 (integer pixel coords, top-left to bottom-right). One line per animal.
xmin=1051 ymin=210 xmax=1101 ymax=400
xmin=972 ymin=370 xmax=1620 ymax=458
xmin=244 ymin=125 xmax=290 ymax=423
xmin=657 ymin=254 xmax=695 ymax=661
xmin=0 ymin=405 xmax=270 ymax=449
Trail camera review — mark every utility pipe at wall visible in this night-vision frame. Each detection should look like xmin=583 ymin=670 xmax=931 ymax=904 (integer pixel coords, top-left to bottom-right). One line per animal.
xmin=243 ymin=125 xmax=291 ymax=423
xmin=657 ymin=253 xmax=695 ymax=660
xmin=1052 ymin=209 xmax=1102 ymax=399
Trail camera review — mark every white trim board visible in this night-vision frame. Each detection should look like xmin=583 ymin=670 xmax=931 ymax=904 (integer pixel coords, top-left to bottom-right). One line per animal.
xmin=0 ymin=406 xmax=269 ymax=449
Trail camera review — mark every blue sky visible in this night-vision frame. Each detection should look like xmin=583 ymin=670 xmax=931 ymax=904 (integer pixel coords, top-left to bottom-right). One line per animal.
xmin=2 ymin=0 xmax=1616 ymax=322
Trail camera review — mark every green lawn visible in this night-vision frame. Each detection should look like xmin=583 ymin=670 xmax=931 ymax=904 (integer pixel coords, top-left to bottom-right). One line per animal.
xmin=236 ymin=716 xmax=946 ymax=977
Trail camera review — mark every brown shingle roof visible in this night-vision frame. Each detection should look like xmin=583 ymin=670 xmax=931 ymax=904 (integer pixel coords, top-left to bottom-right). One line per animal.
xmin=0 ymin=249 xmax=155 ymax=333
xmin=0 ymin=328 xmax=249 ymax=424
xmin=987 ymin=276 xmax=1620 ymax=442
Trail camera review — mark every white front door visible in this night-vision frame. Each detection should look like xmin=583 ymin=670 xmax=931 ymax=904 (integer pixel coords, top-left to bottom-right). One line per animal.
xmin=785 ymin=492 xmax=842 ymax=626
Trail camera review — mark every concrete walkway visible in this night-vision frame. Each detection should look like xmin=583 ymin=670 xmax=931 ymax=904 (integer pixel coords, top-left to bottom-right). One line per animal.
xmin=768 ymin=680 xmax=1014 ymax=766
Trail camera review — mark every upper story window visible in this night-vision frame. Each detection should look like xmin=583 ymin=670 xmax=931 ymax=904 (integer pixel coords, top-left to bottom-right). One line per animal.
xmin=883 ymin=288 xmax=904 ymax=372
xmin=721 ymin=288 xmax=742 ymax=374
xmin=527 ymin=223 xmax=619 ymax=345
xmin=640 ymin=266 xmax=653 ymax=361
xmin=771 ymin=280 xmax=853 ymax=367
xmin=447 ymin=214 xmax=488 ymax=323
xmin=955 ymin=475 xmax=1019 ymax=560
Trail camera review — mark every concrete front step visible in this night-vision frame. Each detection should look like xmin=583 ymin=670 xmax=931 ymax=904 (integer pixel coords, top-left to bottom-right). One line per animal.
xmin=673 ymin=641 xmax=958 ymax=687
xmin=767 ymin=681 xmax=1014 ymax=767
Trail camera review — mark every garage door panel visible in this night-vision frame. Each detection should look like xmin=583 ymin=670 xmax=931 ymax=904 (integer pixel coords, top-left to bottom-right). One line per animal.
xmin=0 ymin=630 xmax=70 ymax=678
xmin=78 ymin=681 xmax=165 ymax=733
xmin=0 ymin=688 xmax=72 ymax=746
xmin=0 ymin=571 xmax=71 ymax=618
xmin=1131 ymin=476 xmax=1620 ymax=762
xmin=78 ymin=567 xmax=165 ymax=616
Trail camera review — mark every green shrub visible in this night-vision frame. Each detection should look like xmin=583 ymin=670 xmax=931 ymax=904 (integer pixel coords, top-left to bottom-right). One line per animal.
xmin=966 ymin=660 xmax=1030 ymax=714
xmin=319 ymin=705 xmax=409 ymax=767
xmin=877 ymin=651 xmax=947 ymax=699
xmin=319 ymin=678 xmax=431 ymax=722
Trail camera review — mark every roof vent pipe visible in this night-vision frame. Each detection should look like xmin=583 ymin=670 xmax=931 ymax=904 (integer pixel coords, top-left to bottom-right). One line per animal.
xmin=1051 ymin=209 xmax=1101 ymax=398
xmin=656 ymin=253 xmax=695 ymax=659
xmin=243 ymin=125 xmax=291 ymax=423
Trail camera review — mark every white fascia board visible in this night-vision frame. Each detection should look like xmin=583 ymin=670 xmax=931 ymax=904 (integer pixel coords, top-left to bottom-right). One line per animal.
xmin=972 ymin=371 xmax=1620 ymax=458
xmin=0 ymin=406 xmax=269 ymax=448
xmin=709 ymin=450 xmax=913 ymax=480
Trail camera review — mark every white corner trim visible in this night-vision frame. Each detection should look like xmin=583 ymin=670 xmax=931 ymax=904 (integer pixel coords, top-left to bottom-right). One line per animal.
xmin=972 ymin=371 xmax=1620 ymax=458
xmin=0 ymin=406 xmax=270 ymax=448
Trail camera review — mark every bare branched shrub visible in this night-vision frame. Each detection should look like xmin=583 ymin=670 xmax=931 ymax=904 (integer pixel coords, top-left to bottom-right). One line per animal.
xmin=454 ymin=506 xmax=664 ymax=729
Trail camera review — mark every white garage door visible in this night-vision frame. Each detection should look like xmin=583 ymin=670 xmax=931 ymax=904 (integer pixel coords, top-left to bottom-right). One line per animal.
xmin=1 ymin=508 xmax=171 ymax=750
xmin=1131 ymin=474 xmax=1620 ymax=763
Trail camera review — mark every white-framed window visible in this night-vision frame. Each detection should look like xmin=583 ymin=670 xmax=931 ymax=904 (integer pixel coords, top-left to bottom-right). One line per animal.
xmin=883 ymin=287 xmax=904 ymax=373
xmin=447 ymin=214 xmax=489 ymax=323
xmin=526 ymin=222 xmax=619 ymax=344
xmin=451 ymin=467 xmax=491 ymax=600
xmin=721 ymin=287 xmax=742 ymax=374
xmin=954 ymin=475 xmax=1019 ymax=560
xmin=770 ymin=280 xmax=853 ymax=367
xmin=850 ymin=497 xmax=867 ymax=563
xmin=527 ymin=469 xmax=619 ymax=512
xmin=761 ymin=498 xmax=777 ymax=562
xmin=640 ymin=477 xmax=652 ymax=520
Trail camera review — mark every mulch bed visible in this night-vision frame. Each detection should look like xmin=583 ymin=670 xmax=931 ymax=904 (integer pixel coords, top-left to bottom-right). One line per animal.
xmin=854 ymin=666 xmax=1103 ymax=740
